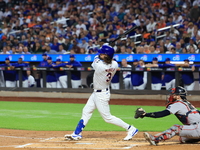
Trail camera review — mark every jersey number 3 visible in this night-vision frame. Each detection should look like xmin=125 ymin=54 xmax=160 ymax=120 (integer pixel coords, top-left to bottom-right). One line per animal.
xmin=106 ymin=73 xmax=112 ymax=82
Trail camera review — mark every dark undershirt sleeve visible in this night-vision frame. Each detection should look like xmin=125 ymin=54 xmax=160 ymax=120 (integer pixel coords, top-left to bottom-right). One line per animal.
xmin=144 ymin=109 xmax=171 ymax=118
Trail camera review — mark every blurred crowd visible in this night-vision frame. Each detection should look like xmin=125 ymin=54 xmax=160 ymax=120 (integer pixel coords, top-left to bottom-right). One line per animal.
xmin=0 ymin=0 xmax=200 ymax=55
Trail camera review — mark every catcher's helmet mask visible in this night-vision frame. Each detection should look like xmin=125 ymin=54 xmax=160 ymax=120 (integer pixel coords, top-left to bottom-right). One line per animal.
xmin=166 ymin=86 xmax=188 ymax=106
xmin=170 ymin=86 xmax=187 ymax=96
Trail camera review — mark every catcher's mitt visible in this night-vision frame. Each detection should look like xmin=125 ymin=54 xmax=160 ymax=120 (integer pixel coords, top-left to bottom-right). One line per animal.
xmin=134 ymin=108 xmax=146 ymax=119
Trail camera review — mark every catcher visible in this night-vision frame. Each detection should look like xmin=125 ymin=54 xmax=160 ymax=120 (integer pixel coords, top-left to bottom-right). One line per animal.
xmin=134 ymin=86 xmax=200 ymax=145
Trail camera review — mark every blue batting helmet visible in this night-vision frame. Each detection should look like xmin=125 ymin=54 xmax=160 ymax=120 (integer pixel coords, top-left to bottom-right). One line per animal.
xmin=98 ymin=45 xmax=114 ymax=59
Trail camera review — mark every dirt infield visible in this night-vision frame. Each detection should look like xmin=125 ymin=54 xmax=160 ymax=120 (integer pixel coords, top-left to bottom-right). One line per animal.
xmin=0 ymin=129 xmax=199 ymax=150
xmin=0 ymin=96 xmax=200 ymax=150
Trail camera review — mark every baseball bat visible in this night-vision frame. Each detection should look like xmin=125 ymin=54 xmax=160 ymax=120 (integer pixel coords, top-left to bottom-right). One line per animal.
xmin=109 ymin=26 xmax=138 ymax=44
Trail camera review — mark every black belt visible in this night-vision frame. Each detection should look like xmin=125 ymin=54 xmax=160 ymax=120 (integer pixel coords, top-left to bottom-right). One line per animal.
xmin=95 ymin=88 xmax=108 ymax=92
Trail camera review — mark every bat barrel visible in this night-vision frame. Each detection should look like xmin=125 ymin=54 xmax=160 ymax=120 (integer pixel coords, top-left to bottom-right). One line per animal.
xmin=108 ymin=26 xmax=138 ymax=45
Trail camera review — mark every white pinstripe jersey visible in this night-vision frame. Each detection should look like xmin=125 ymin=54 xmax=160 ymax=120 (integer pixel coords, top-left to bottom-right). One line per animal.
xmin=92 ymin=56 xmax=118 ymax=90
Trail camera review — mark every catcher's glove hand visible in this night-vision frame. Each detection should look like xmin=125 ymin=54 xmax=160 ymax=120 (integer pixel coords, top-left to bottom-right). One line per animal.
xmin=134 ymin=108 xmax=146 ymax=119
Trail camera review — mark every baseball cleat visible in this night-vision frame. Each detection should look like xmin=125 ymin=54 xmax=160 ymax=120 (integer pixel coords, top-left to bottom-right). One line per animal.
xmin=64 ymin=133 xmax=82 ymax=140
xmin=123 ymin=126 xmax=138 ymax=141
xmin=143 ymin=132 xmax=158 ymax=146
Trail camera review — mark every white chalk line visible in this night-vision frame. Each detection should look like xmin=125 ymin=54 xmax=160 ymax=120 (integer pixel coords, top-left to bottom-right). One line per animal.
xmin=123 ymin=144 xmax=137 ymax=149
xmin=39 ymin=137 xmax=55 ymax=142
xmin=75 ymin=143 xmax=93 ymax=145
xmin=15 ymin=137 xmax=60 ymax=149
xmin=15 ymin=143 xmax=33 ymax=148
xmin=0 ymin=135 xmax=45 ymax=149
xmin=0 ymin=135 xmax=45 ymax=139
xmin=0 ymin=145 xmax=18 ymax=148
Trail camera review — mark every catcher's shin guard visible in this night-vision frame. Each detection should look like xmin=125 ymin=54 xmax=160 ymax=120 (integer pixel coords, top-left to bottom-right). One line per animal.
xmin=154 ymin=124 xmax=182 ymax=142
xmin=74 ymin=119 xmax=85 ymax=135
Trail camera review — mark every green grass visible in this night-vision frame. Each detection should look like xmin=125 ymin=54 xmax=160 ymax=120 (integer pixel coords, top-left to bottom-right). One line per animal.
xmin=0 ymin=101 xmax=195 ymax=131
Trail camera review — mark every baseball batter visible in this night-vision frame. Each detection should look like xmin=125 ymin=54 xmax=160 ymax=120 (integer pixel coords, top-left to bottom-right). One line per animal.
xmin=65 ymin=44 xmax=138 ymax=141
xmin=134 ymin=86 xmax=200 ymax=145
